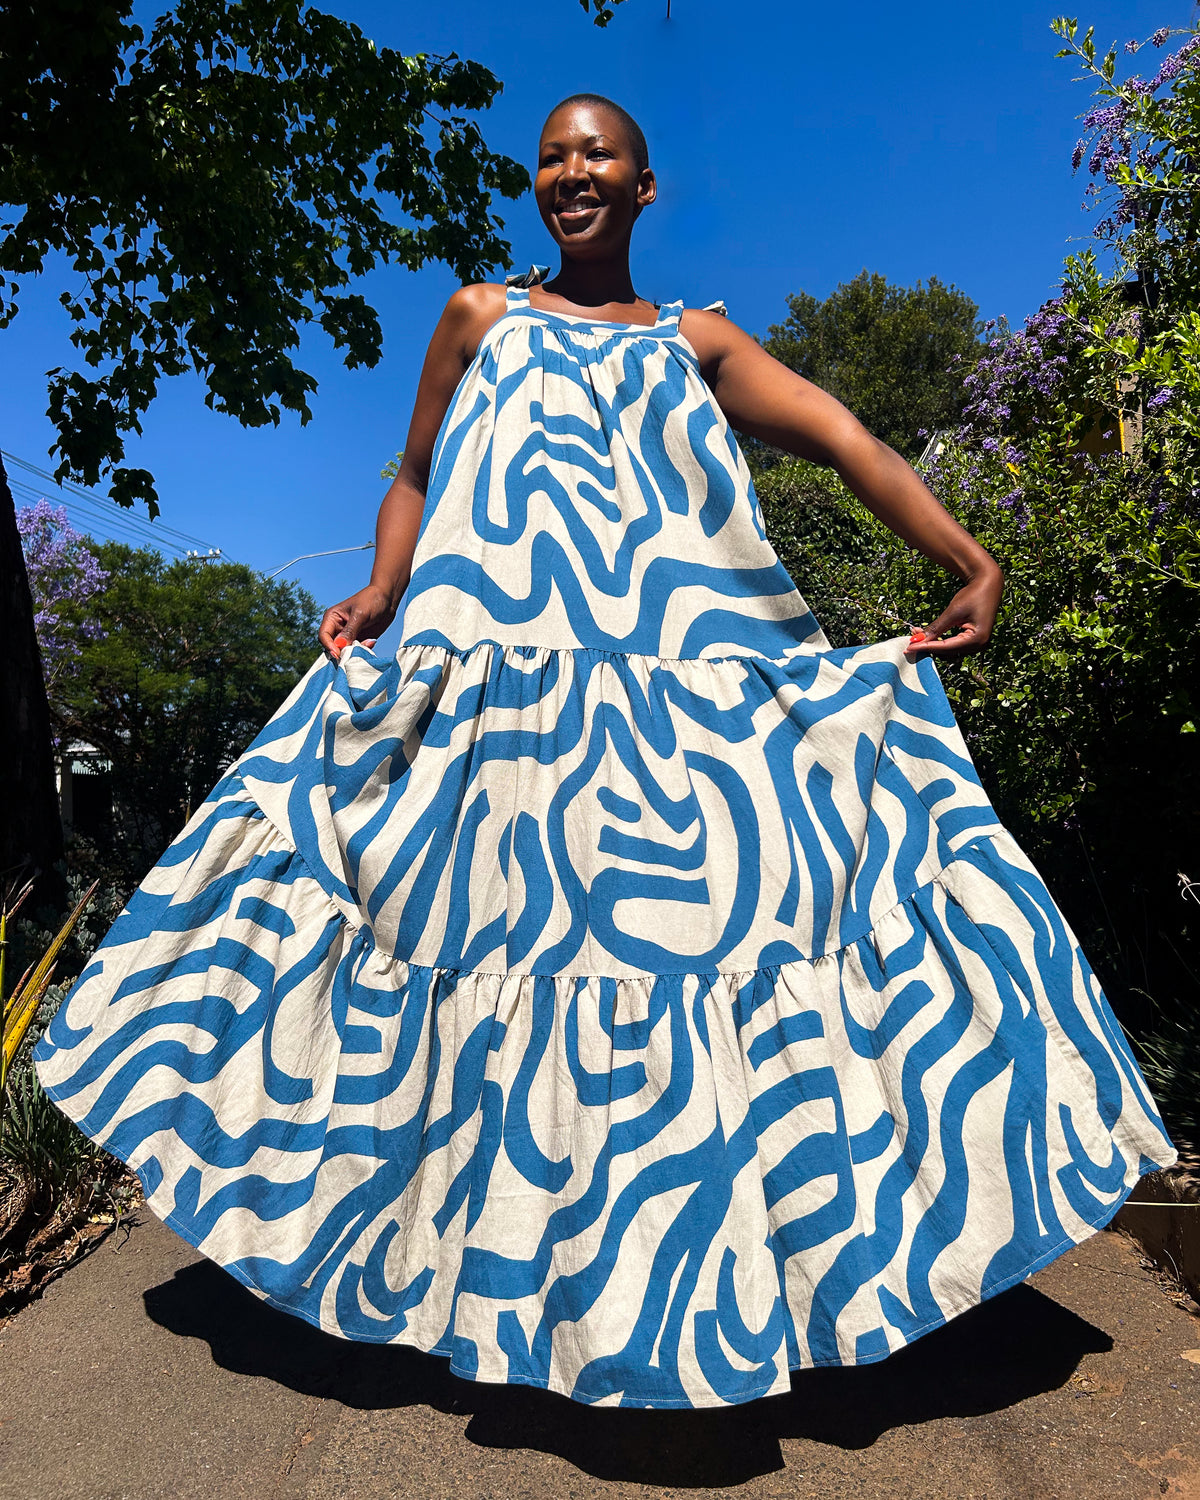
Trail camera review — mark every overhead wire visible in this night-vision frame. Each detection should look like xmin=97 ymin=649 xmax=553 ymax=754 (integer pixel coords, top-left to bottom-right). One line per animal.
xmin=2 ymin=449 xmax=230 ymax=560
xmin=6 ymin=475 xmax=197 ymax=558
xmin=3 ymin=449 xmax=216 ymax=548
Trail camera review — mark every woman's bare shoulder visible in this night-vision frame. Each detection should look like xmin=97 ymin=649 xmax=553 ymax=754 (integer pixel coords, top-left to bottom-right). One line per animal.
xmin=433 ymin=283 xmax=510 ymax=364
xmin=447 ymin=282 xmax=508 ymax=319
xmin=678 ymin=306 xmax=756 ymax=372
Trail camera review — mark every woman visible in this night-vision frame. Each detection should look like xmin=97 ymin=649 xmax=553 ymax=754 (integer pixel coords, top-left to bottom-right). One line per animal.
xmin=36 ymin=93 xmax=1174 ymax=1410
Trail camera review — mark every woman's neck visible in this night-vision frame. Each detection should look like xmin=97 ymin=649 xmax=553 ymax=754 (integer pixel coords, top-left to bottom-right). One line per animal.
xmin=545 ymin=255 xmax=639 ymax=309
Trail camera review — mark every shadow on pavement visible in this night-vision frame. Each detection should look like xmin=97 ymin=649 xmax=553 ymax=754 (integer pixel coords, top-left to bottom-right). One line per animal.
xmin=144 ymin=1259 xmax=1111 ymax=1487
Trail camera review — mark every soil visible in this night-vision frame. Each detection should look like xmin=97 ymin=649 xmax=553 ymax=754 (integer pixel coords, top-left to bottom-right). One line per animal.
xmin=0 ymin=1165 xmax=141 ymax=1320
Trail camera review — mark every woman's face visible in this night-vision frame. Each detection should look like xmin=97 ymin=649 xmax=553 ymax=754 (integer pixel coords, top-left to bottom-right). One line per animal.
xmin=535 ymin=101 xmax=656 ymax=260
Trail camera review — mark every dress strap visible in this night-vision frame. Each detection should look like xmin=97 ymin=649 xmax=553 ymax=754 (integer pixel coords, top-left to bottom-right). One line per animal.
xmin=505 ymin=264 xmax=549 ymax=307
xmin=656 ymin=299 xmax=686 ymax=335
xmin=505 ymin=263 xmax=550 ymax=288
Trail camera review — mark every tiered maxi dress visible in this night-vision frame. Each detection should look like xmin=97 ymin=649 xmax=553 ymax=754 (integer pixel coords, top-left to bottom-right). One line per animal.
xmin=34 ymin=278 xmax=1176 ymax=1410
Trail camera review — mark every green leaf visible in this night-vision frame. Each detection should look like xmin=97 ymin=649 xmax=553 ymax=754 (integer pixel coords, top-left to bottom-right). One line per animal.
xmin=0 ymin=0 xmax=532 ymax=514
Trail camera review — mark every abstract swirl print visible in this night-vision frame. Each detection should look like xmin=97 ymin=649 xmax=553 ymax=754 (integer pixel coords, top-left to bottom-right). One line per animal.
xmin=34 ymin=280 xmax=1175 ymax=1409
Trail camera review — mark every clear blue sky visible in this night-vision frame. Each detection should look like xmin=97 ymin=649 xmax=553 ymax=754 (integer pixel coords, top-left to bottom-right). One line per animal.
xmin=2 ymin=0 xmax=1190 ymax=644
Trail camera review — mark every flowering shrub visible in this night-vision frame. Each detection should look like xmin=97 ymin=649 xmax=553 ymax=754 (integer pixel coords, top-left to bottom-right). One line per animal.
xmin=755 ymin=17 xmax=1200 ymax=1054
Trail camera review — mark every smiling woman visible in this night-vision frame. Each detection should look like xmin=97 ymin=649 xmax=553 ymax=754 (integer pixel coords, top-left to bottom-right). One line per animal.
xmin=34 ymin=93 xmax=1175 ymax=1412
xmin=537 ymin=93 xmax=655 ymax=269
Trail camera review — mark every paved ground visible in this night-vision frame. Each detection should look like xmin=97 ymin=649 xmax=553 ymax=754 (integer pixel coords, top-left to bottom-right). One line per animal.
xmin=1 ymin=1211 xmax=1198 ymax=1500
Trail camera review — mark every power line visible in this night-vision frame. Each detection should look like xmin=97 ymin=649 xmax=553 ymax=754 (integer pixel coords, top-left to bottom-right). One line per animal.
xmin=8 ymin=473 xmax=181 ymax=552
xmin=2 ymin=449 xmax=229 ymax=559
xmin=4 ymin=456 xmax=219 ymax=555
xmin=7 ymin=471 xmax=211 ymax=556
xmin=2 ymin=450 xmax=216 ymax=550
xmin=7 ymin=475 xmax=198 ymax=557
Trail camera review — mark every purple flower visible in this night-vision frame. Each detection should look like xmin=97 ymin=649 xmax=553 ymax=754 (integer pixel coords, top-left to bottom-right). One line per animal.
xmin=1146 ymin=387 xmax=1174 ymax=410
xmin=16 ymin=500 xmax=109 ymax=698
xmin=1151 ymin=26 xmax=1170 ymax=47
xmin=1125 ymin=38 xmax=1140 ymax=54
xmin=1150 ymin=39 xmax=1200 ymax=89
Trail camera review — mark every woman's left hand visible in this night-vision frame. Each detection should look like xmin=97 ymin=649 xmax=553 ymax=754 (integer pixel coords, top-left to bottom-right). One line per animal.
xmin=905 ymin=563 xmax=1004 ymax=660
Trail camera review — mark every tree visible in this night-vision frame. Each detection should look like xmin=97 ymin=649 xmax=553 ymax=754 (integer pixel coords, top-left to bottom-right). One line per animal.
xmin=0 ymin=0 xmax=613 ymax=911
xmin=755 ymin=270 xmax=983 ymax=464
xmin=16 ymin=501 xmax=109 ymax=701
xmin=0 ymin=0 xmax=535 ymax=512
xmin=8 ymin=497 xmax=107 ymax=902
xmin=50 ymin=544 xmax=321 ymax=879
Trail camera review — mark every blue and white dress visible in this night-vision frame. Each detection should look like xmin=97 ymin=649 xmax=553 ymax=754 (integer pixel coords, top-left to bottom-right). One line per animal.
xmin=34 ymin=277 xmax=1174 ymax=1409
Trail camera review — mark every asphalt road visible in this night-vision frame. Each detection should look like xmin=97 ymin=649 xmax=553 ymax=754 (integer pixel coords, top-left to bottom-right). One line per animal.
xmin=1 ymin=1212 xmax=1198 ymax=1499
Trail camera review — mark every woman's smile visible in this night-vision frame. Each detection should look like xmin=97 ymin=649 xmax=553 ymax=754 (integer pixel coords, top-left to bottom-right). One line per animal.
xmin=555 ymin=196 xmax=603 ymax=227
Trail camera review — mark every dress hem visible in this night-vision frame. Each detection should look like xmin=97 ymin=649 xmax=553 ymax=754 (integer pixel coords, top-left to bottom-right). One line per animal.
xmin=32 ymin=1057 xmax=1171 ymax=1410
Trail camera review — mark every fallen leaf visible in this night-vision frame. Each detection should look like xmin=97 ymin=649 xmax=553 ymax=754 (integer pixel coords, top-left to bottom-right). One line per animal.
xmin=1180 ymin=1350 xmax=1200 ymax=1364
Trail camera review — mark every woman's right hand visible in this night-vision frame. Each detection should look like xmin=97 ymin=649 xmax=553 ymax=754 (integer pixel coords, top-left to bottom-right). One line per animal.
xmin=319 ymin=583 xmax=397 ymax=662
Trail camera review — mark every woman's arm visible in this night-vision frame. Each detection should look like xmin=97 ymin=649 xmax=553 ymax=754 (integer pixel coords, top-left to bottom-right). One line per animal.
xmin=680 ymin=310 xmax=1003 ymax=657
xmin=318 ymin=283 xmax=506 ymax=661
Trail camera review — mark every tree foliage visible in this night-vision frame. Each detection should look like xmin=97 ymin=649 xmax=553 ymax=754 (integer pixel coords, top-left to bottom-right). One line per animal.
xmin=577 ymin=0 xmax=629 ymax=24
xmin=756 ymin=270 xmax=983 ymax=464
xmin=0 ymin=0 xmax=532 ymax=513
xmin=49 ymin=544 xmax=320 ymax=877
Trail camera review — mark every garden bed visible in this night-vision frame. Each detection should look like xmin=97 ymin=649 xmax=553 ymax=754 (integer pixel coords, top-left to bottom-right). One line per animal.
xmin=0 ymin=1160 xmax=141 ymax=1322
xmin=1116 ymin=1142 xmax=1200 ymax=1306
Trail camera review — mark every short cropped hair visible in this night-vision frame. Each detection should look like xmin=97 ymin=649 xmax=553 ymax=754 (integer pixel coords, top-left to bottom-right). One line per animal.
xmin=546 ymin=94 xmax=650 ymax=175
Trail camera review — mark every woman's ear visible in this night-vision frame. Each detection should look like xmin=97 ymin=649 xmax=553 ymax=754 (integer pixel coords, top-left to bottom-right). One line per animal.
xmin=636 ymin=168 xmax=657 ymax=212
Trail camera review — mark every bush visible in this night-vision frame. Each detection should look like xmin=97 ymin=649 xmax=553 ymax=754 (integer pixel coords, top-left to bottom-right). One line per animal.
xmin=1 ymin=869 xmax=138 ymax=1313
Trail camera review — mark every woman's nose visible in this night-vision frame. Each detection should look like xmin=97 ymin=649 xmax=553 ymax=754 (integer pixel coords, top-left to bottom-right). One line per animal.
xmin=559 ymin=151 xmax=589 ymax=186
